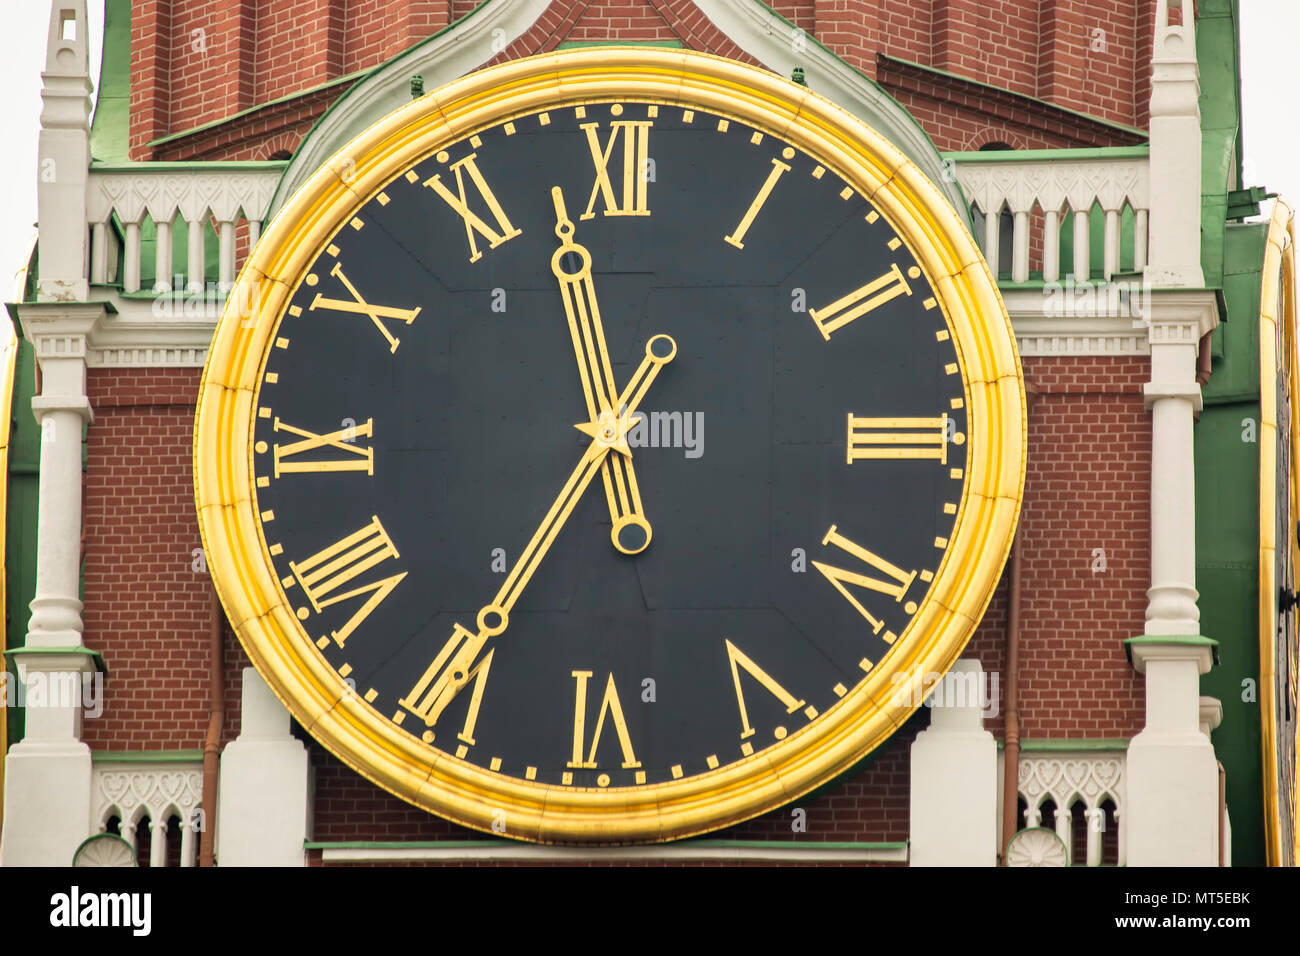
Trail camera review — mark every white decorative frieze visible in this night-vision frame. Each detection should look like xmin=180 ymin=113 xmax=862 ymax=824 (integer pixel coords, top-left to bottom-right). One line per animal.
xmin=91 ymin=759 xmax=204 ymax=867
xmin=1018 ymin=751 xmax=1126 ymax=866
xmin=86 ymin=164 xmax=282 ymax=294
xmin=952 ymin=152 xmax=1150 ymax=283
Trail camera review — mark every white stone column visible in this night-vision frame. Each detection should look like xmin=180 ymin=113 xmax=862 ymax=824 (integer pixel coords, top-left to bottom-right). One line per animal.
xmin=1125 ymin=0 xmax=1223 ymax=868
xmin=217 ymin=668 xmax=311 ymax=866
xmin=908 ymin=659 xmax=997 ymax=866
xmin=0 ymin=303 xmax=104 ymax=866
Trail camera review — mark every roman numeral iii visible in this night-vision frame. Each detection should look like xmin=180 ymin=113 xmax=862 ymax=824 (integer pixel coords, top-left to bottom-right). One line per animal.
xmin=581 ymin=120 xmax=652 ymax=218
xmin=285 ymin=515 xmax=406 ymax=648
xmin=809 ymin=262 xmax=915 ymax=339
xmin=812 ymin=525 xmax=918 ymax=636
xmin=424 ymin=153 xmax=522 ymax=262
xmin=273 ymin=417 xmax=374 ymax=477
xmin=847 ymin=414 xmax=954 ymax=465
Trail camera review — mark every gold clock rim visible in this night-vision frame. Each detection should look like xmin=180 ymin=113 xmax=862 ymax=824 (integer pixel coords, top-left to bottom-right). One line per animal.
xmin=194 ymin=47 xmax=1027 ymax=844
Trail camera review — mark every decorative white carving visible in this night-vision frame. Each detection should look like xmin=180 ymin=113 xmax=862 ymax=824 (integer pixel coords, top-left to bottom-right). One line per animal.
xmin=954 ymin=154 xmax=1149 ymax=283
xmin=1004 ymin=827 xmax=1069 ymax=867
xmin=91 ymin=760 xmax=204 ymax=867
xmin=958 ymin=157 xmax=1148 ymax=219
xmin=1017 ymin=752 xmax=1126 ymax=866
xmin=87 ymin=166 xmax=281 ymax=293
xmin=87 ymin=168 xmax=280 ymax=227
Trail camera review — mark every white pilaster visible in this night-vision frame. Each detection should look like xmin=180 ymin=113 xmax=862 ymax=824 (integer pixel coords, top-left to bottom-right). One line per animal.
xmin=908 ymin=659 xmax=997 ymax=866
xmin=0 ymin=299 xmax=104 ymax=866
xmin=217 ymin=668 xmax=310 ymax=866
xmin=36 ymin=1 xmax=92 ymax=303
xmin=1145 ymin=0 xmax=1204 ymax=288
xmin=1143 ymin=294 xmax=1216 ymax=636
xmin=1124 ymin=640 xmax=1219 ymax=865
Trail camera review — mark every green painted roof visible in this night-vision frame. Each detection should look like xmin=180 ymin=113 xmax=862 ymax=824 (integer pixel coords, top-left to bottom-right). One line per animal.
xmin=89 ymin=0 xmax=130 ymax=163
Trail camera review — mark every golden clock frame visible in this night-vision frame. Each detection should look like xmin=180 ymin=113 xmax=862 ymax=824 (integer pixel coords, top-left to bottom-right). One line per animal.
xmin=1257 ymin=199 xmax=1299 ymax=866
xmin=194 ymin=47 xmax=1027 ymax=844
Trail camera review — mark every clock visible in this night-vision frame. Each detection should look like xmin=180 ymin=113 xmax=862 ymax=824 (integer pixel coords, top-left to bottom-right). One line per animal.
xmin=195 ymin=48 xmax=1026 ymax=844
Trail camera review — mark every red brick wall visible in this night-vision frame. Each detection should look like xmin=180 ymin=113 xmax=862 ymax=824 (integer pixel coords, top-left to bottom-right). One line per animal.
xmin=81 ymin=368 xmax=250 ymax=750
xmin=966 ymin=356 xmax=1150 ymax=740
xmin=128 ymin=1 xmax=1157 ymax=161
xmin=880 ymin=0 xmax=930 ymax=65
xmin=566 ymin=0 xmax=683 ymax=42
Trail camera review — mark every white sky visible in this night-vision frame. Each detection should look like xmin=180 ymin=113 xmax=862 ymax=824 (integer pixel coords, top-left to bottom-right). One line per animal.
xmin=0 ymin=2 xmax=1295 ymax=318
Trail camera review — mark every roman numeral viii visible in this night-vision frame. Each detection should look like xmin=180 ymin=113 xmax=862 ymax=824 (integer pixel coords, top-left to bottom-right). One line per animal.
xmin=812 ymin=525 xmax=918 ymax=637
xmin=285 ymin=515 xmax=406 ymax=648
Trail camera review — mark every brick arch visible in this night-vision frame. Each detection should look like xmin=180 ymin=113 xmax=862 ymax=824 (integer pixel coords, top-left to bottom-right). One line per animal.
xmin=960 ymin=129 xmax=1029 ymax=152
xmin=258 ymin=133 xmax=302 ymax=162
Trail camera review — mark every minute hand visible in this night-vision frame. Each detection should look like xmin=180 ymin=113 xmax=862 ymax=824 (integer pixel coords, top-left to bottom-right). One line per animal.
xmin=399 ymin=336 xmax=676 ymax=732
xmin=552 ymin=185 xmax=654 ymax=555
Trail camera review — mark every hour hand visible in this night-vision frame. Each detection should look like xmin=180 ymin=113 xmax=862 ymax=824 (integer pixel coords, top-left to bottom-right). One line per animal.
xmin=551 ymin=185 xmax=654 ymax=555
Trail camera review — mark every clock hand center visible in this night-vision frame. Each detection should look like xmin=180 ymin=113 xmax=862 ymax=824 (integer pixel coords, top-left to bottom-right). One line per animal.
xmin=408 ymin=332 xmax=676 ymax=732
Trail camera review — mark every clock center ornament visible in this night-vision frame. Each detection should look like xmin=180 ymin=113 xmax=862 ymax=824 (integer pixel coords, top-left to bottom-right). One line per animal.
xmin=195 ymin=48 xmax=1026 ymax=844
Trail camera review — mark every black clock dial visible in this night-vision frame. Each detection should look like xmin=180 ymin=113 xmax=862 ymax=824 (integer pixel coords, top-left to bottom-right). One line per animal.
xmin=249 ymin=100 xmax=969 ymax=790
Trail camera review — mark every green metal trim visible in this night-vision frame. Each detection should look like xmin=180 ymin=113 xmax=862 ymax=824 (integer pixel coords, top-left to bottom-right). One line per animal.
xmin=4 ymin=646 xmax=108 ymax=674
xmin=145 ymin=74 xmax=368 ymax=149
xmin=881 ymin=54 xmax=1150 ymax=140
xmin=304 ymin=838 xmax=908 ymax=851
xmin=1123 ymin=634 xmax=1219 ymax=647
xmin=1123 ymin=633 xmax=1219 ymax=667
xmin=1195 ymin=0 xmax=1243 ymax=291
xmin=89 ymin=160 xmax=290 ymax=172
xmin=92 ymin=750 xmax=205 ymax=764
xmin=943 ymin=145 xmax=1150 ymax=163
xmin=997 ymin=738 xmax=1130 ymax=751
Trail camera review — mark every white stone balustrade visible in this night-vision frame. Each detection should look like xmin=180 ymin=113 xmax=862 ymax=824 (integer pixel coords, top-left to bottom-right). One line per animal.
xmin=1016 ymin=750 xmax=1126 ymax=866
xmin=90 ymin=757 xmax=204 ymax=867
xmin=949 ymin=149 xmax=1150 ymax=284
xmin=85 ymin=163 xmax=284 ymax=295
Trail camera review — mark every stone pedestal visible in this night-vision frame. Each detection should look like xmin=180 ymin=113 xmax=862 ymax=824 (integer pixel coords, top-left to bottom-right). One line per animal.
xmin=908 ymin=659 xmax=997 ymax=866
xmin=0 ymin=650 xmax=97 ymax=865
xmin=1124 ymin=639 xmax=1219 ymax=866
xmin=217 ymin=668 xmax=310 ymax=866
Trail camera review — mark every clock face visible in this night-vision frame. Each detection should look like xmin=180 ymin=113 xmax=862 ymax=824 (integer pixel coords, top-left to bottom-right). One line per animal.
xmin=197 ymin=50 xmax=1024 ymax=843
